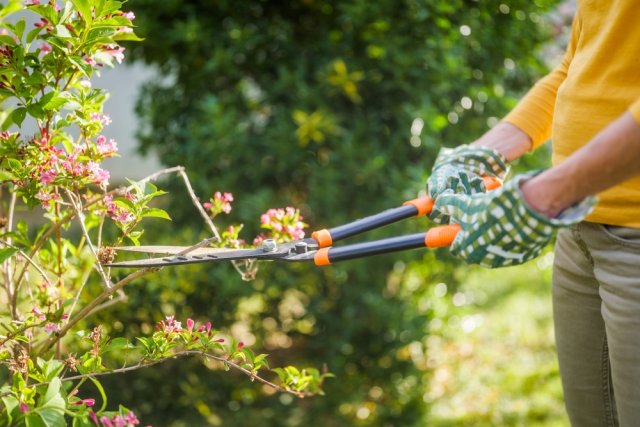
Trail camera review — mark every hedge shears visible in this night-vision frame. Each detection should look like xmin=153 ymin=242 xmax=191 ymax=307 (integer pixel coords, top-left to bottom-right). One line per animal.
xmin=104 ymin=177 xmax=501 ymax=269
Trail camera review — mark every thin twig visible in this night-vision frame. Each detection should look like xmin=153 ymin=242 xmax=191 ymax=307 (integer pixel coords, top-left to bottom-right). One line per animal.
xmin=13 ymin=167 xmax=187 ymax=290
xmin=64 ymin=189 xmax=112 ymax=289
xmin=3 ymin=350 xmax=309 ymax=399
xmin=175 ymin=169 xmax=257 ymax=280
xmin=37 ymin=268 xmax=158 ymax=355
xmin=0 ymin=241 xmax=53 ymax=285
xmin=124 ymin=165 xmax=186 ymax=192
xmin=67 ymin=266 xmax=92 ymax=322
xmin=176 ymin=168 xmax=220 ymax=240
xmin=5 ymin=193 xmax=17 ymax=319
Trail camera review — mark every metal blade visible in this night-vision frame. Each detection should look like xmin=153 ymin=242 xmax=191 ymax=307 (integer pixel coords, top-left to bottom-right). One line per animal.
xmin=105 ymin=247 xmax=270 ymax=268
xmin=114 ymin=245 xmax=235 ymax=256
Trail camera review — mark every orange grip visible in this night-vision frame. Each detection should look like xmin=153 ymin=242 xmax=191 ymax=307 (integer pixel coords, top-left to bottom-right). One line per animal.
xmin=482 ymin=176 xmax=502 ymax=191
xmin=424 ymin=224 xmax=462 ymax=248
xmin=403 ymin=196 xmax=435 ymax=217
xmin=311 ymin=229 xmax=333 ymax=248
xmin=314 ymin=248 xmax=331 ymax=266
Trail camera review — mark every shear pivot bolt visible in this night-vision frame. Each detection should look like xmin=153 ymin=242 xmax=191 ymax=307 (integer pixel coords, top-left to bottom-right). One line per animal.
xmin=294 ymin=242 xmax=308 ymax=254
xmin=262 ymin=239 xmax=277 ymax=252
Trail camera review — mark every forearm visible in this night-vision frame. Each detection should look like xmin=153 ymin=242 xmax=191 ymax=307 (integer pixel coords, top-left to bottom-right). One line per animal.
xmin=471 ymin=122 xmax=532 ymax=161
xmin=521 ymin=111 xmax=640 ymax=217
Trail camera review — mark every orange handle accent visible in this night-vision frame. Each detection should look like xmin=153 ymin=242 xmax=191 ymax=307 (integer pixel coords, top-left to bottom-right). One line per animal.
xmin=482 ymin=176 xmax=502 ymax=191
xmin=424 ymin=224 xmax=462 ymax=248
xmin=311 ymin=229 xmax=333 ymax=248
xmin=403 ymin=196 xmax=435 ymax=217
xmin=314 ymin=248 xmax=331 ymax=266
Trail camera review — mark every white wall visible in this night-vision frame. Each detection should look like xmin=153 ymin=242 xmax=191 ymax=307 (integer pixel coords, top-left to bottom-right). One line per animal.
xmin=98 ymin=64 xmax=163 ymax=180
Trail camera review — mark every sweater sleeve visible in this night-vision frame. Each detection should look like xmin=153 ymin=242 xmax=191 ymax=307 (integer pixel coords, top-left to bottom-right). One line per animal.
xmin=502 ymin=15 xmax=582 ymax=150
xmin=630 ymin=97 xmax=640 ymax=124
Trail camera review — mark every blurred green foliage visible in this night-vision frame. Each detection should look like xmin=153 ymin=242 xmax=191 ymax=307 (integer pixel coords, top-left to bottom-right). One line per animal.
xmin=99 ymin=0 xmax=561 ymax=425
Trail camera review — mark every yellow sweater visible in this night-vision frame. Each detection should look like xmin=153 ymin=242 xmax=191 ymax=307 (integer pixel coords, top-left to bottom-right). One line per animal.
xmin=504 ymin=0 xmax=640 ymax=227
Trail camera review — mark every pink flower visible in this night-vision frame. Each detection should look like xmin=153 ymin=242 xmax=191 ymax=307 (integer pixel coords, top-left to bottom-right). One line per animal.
xmin=238 ymin=341 xmax=245 ymax=349
xmin=40 ymin=43 xmax=52 ymax=54
xmin=44 ymin=322 xmax=59 ymax=334
xmin=186 ymin=318 xmax=194 ymax=332
xmin=73 ymin=398 xmax=95 ymax=407
xmin=101 ymin=139 xmax=118 ymax=156
xmin=253 ymin=234 xmax=266 ymax=247
xmin=86 ymin=162 xmax=110 ymax=186
xmin=39 ymin=168 xmax=57 ymax=185
xmin=26 ymin=0 xmax=41 ymax=5
xmin=32 ymin=307 xmax=46 ymax=321
xmin=117 ymin=26 xmax=134 ymax=34
xmin=91 ymin=114 xmax=112 ymax=126
xmin=112 ymin=415 xmax=126 ymax=427
xmin=19 ymin=402 xmax=29 ymax=413
xmin=80 ymin=79 xmax=92 ymax=89
xmin=124 ymin=411 xmax=139 ymax=425
xmin=84 ymin=57 xmax=97 ymax=66
xmin=159 ymin=316 xmax=182 ymax=334
xmin=202 ymin=202 xmax=212 ymax=210
xmin=89 ymin=411 xmax=98 ymax=423
xmin=102 ymin=45 xmax=125 ymax=64
xmin=114 ymin=211 xmax=134 ymax=225
xmin=36 ymin=190 xmax=60 ymax=208
xmin=100 ymin=416 xmax=114 ymax=427
xmin=123 ymin=11 xmax=136 ymax=21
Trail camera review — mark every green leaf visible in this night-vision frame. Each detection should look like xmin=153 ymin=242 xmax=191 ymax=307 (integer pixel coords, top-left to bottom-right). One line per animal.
xmin=14 ymin=19 xmax=25 ymax=41
xmin=0 ymin=169 xmax=16 ymax=182
xmin=0 ymin=246 xmax=19 ymax=264
xmin=71 ymin=0 xmax=92 ymax=25
xmin=54 ymin=24 xmax=73 ymax=38
xmin=40 ymin=378 xmax=62 ymax=407
xmin=9 ymin=107 xmax=26 ymax=127
xmin=103 ymin=337 xmax=132 ymax=353
xmin=141 ymin=208 xmax=171 ymax=221
xmin=126 ymin=230 xmax=143 ymax=246
xmin=0 ymin=34 xmax=17 ymax=46
xmin=27 ymin=408 xmax=65 ymax=427
xmin=0 ymin=0 xmax=23 ymax=20
xmin=26 ymin=26 xmax=42 ymax=44
xmin=1 ymin=395 xmax=19 ymax=424
xmin=112 ymin=31 xmax=144 ymax=42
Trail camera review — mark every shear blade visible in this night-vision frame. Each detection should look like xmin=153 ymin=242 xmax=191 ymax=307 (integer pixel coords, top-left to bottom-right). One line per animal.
xmin=115 ymin=245 xmax=235 ymax=256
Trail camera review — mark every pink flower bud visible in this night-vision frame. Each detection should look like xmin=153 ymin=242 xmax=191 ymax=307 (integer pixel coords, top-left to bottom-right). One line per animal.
xmin=19 ymin=402 xmax=29 ymax=413
xmin=186 ymin=318 xmax=194 ymax=332
xmin=238 ymin=341 xmax=245 ymax=349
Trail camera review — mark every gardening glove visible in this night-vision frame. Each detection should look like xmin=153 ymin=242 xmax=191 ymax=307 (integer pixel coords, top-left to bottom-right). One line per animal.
xmin=433 ymin=172 xmax=597 ymax=268
xmin=427 ymin=144 xmax=509 ymax=224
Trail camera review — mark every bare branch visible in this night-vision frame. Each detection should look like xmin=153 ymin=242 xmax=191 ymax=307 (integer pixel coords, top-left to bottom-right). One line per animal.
xmin=64 ymin=190 xmax=112 ymax=289
xmin=6 ymin=350 xmax=310 ymax=400
xmin=36 ymin=267 xmax=159 ymax=355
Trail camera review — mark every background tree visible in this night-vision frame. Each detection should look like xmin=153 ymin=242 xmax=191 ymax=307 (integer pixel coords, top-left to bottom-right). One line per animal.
xmin=101 ymin=0 xmax=561 ymax=425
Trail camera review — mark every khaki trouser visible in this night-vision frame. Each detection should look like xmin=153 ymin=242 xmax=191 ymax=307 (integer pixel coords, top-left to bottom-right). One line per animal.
xmin=553 ymin=222 xmax=640 ymax=427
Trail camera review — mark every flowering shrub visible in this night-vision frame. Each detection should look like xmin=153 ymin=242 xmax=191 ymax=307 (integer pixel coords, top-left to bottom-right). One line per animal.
xmin=0 ymin=1 xmax=330 ymax=425
xmin=202 ymin=193 xmax=307 ymax=248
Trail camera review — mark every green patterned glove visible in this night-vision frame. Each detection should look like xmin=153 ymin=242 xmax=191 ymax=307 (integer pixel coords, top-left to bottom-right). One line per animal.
xmin=428 ymin=144 xmax=509 ymax=198
xmin=433 ymin=172 xmax=597 ymax=268
xmin=427 ymin=144 xmax=509 ymax=223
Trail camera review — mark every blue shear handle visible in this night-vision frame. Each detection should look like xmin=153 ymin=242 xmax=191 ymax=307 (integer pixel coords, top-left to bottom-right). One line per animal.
xmin=313 ymin=203 xmax=421 ymax=247
xmin=315 ymin=233 xmax=428 ymax=265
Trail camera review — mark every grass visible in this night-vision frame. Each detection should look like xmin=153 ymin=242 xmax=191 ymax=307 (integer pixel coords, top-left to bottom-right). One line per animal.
xmin=423 ymin=252 xmax=569 ymax=426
